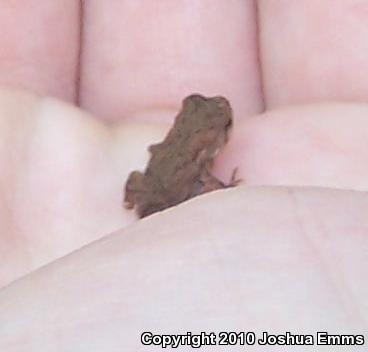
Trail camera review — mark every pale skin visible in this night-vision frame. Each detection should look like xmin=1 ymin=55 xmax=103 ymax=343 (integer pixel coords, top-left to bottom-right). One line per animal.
xmin=0 ymin=1 xmax=368 ymax=351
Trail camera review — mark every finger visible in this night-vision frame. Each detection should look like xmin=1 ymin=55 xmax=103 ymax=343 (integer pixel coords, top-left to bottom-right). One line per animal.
xmin=0 ymin=89 xmax=131 ymax=287
xmin=0 ymin=1 xmax=80 ymax=101
xmin=1 ymin=187 xmax=367 ymax=349
xmin=0 ymin=89 xmax=173 ymax=287
xmin=80 ymin=0 xmax=263 ymax=122
xmin=259 ymin=0 xmax=368 ymax=108
xmin=217 ymin=102 xmax=368 ymax=190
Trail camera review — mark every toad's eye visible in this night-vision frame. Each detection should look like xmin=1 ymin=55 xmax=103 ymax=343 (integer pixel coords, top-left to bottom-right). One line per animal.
xmin=225 ymin=118 xmax=232 ymax=129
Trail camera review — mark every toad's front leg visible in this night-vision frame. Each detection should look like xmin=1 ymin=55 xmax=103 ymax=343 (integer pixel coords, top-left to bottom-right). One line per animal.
xmin=192 ymin=168 xmax=241 ymax=196
xmin=124 ymin=171 xmax=146 ymax=209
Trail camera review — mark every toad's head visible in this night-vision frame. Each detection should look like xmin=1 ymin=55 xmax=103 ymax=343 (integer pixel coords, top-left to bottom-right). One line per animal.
xmin=181 ymin=94 xmax=233 ymax=159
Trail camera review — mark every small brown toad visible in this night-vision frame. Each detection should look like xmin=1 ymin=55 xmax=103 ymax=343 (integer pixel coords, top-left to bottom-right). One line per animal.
xmin=124 ymin=94 xmax=238 ymax=218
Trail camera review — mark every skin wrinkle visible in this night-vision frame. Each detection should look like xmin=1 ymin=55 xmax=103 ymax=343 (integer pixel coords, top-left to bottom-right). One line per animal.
xmin=0 ymin=188 xmax=32 ymax=289
xmin=0 ymin=59 xmax=72 ymax=100
xmin=254 ymin=0 xmax=266 ymax=111
xmin=304 ymin=202 xmax=368 ymax=328
xmin=75 ymin=0 xmax=84 ymax=105
xmin=204 ymin=227 xmax=236 ymax=300
xmin=203 ymin=229 xmax=250 ymax=326
xmin=2 ymin=107 xmax=40 ymax=270
xmin=286 ymin=187 xmax=364 ymax=326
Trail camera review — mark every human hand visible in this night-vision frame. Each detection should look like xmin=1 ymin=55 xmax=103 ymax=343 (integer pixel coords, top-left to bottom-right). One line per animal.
xmin=1 ymin=1 xmax=367 ymax=350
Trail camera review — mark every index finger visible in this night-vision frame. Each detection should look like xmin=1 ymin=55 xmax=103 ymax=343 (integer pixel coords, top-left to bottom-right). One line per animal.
xmin=79 ymin=0 xmax=263 ymax=122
